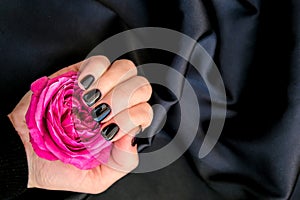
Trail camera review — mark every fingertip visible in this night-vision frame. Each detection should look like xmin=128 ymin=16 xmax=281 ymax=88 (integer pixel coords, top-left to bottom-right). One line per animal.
xmin=78 ymin=56 xmax=111 ymax=90
xmin=114 ymin=134 xmax=137 ymax=153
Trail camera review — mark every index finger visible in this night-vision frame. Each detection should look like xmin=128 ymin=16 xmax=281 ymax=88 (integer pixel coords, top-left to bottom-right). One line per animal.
xmin=77 ymin=56 xmax=111 ymax=90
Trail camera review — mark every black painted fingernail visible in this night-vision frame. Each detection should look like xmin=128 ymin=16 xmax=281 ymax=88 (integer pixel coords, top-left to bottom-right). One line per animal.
xmin=91 ymin=103 xmax=111 ymax=122
xmin=80 ymin=74 xmax=94 ymax=89
xmin=131 ymin=137 xmax=138 ymax=146
xmin=83 ymin=89 xmax=101 ymax=107
xmin=131 ymin=126 xmax=142 ymax=146
xmin=101 ymin=123 xmax=119 ymax=141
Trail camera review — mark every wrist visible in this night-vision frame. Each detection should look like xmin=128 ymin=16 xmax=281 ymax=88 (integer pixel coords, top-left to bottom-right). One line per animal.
xmin=26 ymin=150 xmax=37 ymax=188
xmin=7 ymin=113 xmax=35 ymax=188
xmin=0 ymin=113 xmax=29 ymax=197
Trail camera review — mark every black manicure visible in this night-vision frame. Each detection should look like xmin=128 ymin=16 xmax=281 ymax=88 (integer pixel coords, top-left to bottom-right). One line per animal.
xmin=83 ymin=89 xmax=101 ymax=107
xmin=80 ymin=74 xmax=95 ymax=89
xmin=91 ymin=103 xmax=111 ymax=122
xmin=101 ymin=123 xmax=119 ymax=141
xmin=131 ymin=137 xmax=138 ymax=146
xmin=131 ymin=126 xmax=142 ymax=146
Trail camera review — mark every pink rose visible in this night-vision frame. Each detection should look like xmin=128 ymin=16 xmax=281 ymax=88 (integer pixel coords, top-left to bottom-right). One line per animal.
xmin=25 ymin=71 xmax=112 ymax=170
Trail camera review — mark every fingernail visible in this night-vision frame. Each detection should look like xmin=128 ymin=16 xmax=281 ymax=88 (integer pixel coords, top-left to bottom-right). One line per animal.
xmin=131 ymin=137 xmax=138 ymax=146
xmin=91 ymin=103 xmax=111 ymax=122
xmin=80 ymin=74 xmax=94 ymax=89
xmin=101 ymin=123 xmax=119 ymax=141
xmin=131 ymin=126 xmax=142 ymax=146
xmin=83 ymin=89 xmax=101 ymax=107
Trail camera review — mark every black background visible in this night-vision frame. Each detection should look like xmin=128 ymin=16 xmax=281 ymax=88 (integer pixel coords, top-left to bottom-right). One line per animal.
xmin=1 ymin=0 xmax=300 ymax=199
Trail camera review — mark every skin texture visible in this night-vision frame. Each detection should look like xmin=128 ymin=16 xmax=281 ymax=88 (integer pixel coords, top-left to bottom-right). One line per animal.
xmin=8 ymin=56 xmax=153 ymax=194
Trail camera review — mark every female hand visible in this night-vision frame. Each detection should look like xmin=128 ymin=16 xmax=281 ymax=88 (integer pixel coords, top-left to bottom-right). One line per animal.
xmin=8 ymin=56 xmax=153 ymax=194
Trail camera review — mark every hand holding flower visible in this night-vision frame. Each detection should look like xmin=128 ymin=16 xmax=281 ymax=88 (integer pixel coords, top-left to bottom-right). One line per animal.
xmin=8 ymin=56 xmax=153 ymax=193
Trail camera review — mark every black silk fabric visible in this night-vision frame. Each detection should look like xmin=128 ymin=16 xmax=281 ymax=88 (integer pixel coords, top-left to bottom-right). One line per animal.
xmin=1 ymin=0 xmax=300 ymax=199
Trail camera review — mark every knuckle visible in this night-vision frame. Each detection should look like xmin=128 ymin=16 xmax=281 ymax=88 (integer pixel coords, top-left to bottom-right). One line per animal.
xmin=115 ymin=59 xmax=136 ymax=69
xmin=135 ymin=76 xmax=152 ymax=96
xmin=141 ymin=103 xmax=153 ymax=127
xmin=131 ymin=103 xmax=153 ymax=127
xmin=135 ymin=75 xmax=150 ymax=85
xmin=119 ymin=64 xmax=137 ymax=77
xmin=140 ymin=85 xmax=152 ymax=101
xmin=112 ymin=59 xmax=137 ymax=80
xmin=140 ymin=103 xmax=153 ymax=116
xmin=88 ymin=55 xmax=110 ymax=65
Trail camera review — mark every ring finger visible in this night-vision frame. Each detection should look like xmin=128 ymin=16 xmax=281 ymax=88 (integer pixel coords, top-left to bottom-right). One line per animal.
xmin=100 ymin=102 xmax=153 ymax=141
xmin=90 ymin=75 xmax=152 ymax=124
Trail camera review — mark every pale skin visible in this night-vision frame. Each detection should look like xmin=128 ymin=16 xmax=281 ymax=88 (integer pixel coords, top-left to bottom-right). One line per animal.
xmin=8 ymin=56 xmax=153 ymax=194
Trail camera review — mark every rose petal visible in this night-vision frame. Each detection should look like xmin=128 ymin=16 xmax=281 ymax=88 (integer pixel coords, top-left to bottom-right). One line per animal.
xmin=26 ymin=71 xmax=112 ymax=170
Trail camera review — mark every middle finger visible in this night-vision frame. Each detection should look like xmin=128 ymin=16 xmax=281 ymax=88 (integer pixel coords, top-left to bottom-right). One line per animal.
xmin=91 ymin=76 xmax=152 ymax=123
